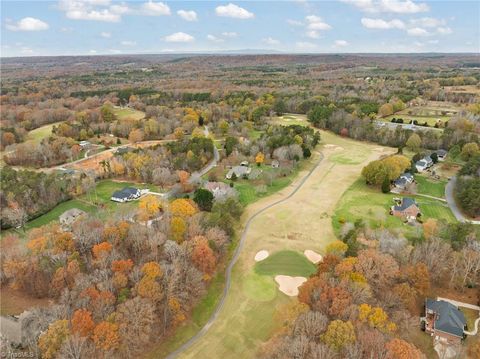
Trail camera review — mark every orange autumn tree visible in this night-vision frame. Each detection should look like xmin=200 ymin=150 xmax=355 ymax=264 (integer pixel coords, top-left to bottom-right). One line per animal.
xmin=93 ymin=321 xmax=120 ymax=351
xmin=177 ymin=170 xmax=191 ymax=192
xmin=112 ymin=259 xmax=134 ymax=274
xmin=92 ymin=241 xmax=112 ymax=259
xmin=385 ymin=338 xmax=423 ymax=359
xmin=170 ymin=198 xmax=198 ymax=217
xmin=71 ymin=309 xmax=95 ymax=337
xmin=191 ymin=237 xmax=216 ymax=275
xmin=141 ymin=262 xmax=163 ymax=279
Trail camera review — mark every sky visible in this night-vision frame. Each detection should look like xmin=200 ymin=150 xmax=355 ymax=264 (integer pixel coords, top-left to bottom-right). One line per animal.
xmin=1 ymin=0 xmax=479 ymax=57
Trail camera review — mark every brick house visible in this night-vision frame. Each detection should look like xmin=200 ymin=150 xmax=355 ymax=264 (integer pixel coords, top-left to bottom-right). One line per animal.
xmin=391 ymin=197 xmax=421 ymax=220
xmin=424 ymin=299 xmax=466 ymax=344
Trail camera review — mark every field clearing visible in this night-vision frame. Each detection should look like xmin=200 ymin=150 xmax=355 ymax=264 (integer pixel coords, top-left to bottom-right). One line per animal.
xmin=26 ymin=121 xmax=64 ymax=144
xmin=415 ymin=175 xmax=447 ymax=198
xmin=175 ymin=129 xmax=395 ymax=358
xmin=112 ymin=107 xmax=146 ymax=121
xmin=0 ymin=286 xmax=51 ymax=316
xmin=272 ymin=113 xmax=309 ymax=126
xmin=383 ymin=114 xmax=449 ymax=127
xmin=445 ymin=85 xmax=480 ymax=95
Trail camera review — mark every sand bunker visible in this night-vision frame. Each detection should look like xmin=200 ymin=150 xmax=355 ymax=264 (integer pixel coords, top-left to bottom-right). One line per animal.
xmin=324 ymin=144 xmax=344 ymax=151
xmin=274 ymin=275 xmax=307 ymax=296
xmin=254 ymin=250 xmax=269 ymax=262
xmin=304 ymin=249 xmax=323 ymax=264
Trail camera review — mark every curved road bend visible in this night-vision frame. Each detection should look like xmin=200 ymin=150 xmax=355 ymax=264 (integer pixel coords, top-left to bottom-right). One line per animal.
xmin=166 ymin=151 xmax=325 ymax=359
xmin=445 ymin=176 xmax=480 ymax=224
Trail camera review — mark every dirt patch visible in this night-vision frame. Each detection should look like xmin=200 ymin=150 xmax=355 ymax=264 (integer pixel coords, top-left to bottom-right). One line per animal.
xmin=254 ymin=250 xmax=269 ymax=262
xmin=304 ymin=249 xmax=322 ymax=264
xmin=274 ymin=275 xmax=307 ymax=296
xmin=0 ymin=286 xmax=51 ymax=316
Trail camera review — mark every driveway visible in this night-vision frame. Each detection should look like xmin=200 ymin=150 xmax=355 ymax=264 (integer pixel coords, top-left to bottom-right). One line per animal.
xmin=445 ymin=177 xmax=480 ymax=224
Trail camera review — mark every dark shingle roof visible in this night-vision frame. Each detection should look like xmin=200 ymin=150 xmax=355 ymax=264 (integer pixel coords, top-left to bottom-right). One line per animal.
xmin=426 ymin=299 xmax=466 ymax=337
xmin=394 ymin=197 xmax=417 ymax=212
xmin=112 ymin=187 xmax=139 ymax=199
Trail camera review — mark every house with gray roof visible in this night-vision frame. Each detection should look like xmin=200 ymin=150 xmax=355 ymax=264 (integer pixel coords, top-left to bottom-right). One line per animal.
xmin=226 ymin=166 xmax=251 ymax=180
xmin=391 ymin=197 xmax=421 ymax=220
xmin=424 ymin=299 xmax=466 ymax=344
xmin=59 ymin=208 xmax=86 ymax=229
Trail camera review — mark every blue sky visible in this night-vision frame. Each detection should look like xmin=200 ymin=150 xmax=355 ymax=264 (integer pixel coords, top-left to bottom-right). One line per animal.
xmin=1 ymin=0 xmax=479 ymax=56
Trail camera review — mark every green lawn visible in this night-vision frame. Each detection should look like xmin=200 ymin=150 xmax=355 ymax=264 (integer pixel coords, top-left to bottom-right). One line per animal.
xmin=24 ymin=199 xmax=97 ymax=231
xmin=254 ymin=250 xmax=317 ymax=277
xmin=333 ymin=178 xmax=456 ymax=240
xmin=27 ymin=121 xmax=64 ymax=144
xmin=415 ymin=175 xmax=447 ymax=198
xmin=112 ymin=107 xmax=145 ymax=121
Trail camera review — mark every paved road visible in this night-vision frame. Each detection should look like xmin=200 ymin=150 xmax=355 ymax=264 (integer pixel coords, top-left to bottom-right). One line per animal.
xmin=166 ymin=151 xmax=325 ymax=359
xmin=445 ymin=176 xmax=480 ymax=224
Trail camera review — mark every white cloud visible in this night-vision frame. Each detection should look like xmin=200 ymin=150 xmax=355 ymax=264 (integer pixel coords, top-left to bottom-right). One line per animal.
xmin=177 ymin=10 xmax=197 ymax=21
xmin=287 ymin=19 xmax=303 ymax=26
xmin=207 ymin=34 xmax=224 ymax=42
xmin=407 ymin=27 xmax=430 ymax=36
xmin=305 ymin=15 xmax=332 ymax=30
xmin=410 ymin=17 xmax=445 ymax=28
xmin=141 ymin=1 xmax=171 ymax=16
xmin=121 ymin=40 xmax=136 ymax=46
xmin=428 ymin=39 xmax=439 ymax=44
xmin=100 ymin=31 xmax=111 ymax=38
xmin=89 ymin=49 xmax=98 ymax=54
xmin=306 ymin=30 xmax=320 ymax=39
xmin=263 ymin=37 xmax=280 ymax=45
xmin=164 ymin=32 xmax=194 ymax=42
xmin=437 ymin=27 xmax=452 ymax=35
xmin=361 ymin=17 xmax=405 ymax=29
xmin=109 ymin=49 xmax=122 ymax=54
xmin=221 ymin=32 xmax=238 ymax=38
xmin=6 ymin=17 xmax=49 ymax=31
xmin=335 ymin=40 xmax=349 ymax=47
xmin=59 ymin=0 xmax=121 ymax=22
xmin=380 ymin=0 xmax=429 ymax=14
xmin=342 ymin=0 xmax=428 ymax=14
xmin=215 ymin=3 xmax=254 ymax=19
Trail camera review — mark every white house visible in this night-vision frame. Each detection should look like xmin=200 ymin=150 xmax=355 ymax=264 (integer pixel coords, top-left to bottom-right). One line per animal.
xmin=415 ymin=156 xmax=434 ymax=172
xmin=111 ymin=187 xmax=148 ymax=202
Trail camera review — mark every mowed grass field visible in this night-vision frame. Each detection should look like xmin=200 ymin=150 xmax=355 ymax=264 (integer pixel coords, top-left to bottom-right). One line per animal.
xmin=163 ymin=123 xmax=396 ymax=359
xmin=333 ymin=178 xmax=456 ymax=240
xmin=27 ymin=121 xmax=64 ymax=144
xmin=415 ymin=175 xmax=447 ymax=198
xmin=112 ymin=107 xmax=145 ymax=121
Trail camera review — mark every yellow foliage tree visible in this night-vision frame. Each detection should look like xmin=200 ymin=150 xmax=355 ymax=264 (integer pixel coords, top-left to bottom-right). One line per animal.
xmin=38 ymin=320 xmax=70 ymax=359
xmin=322 ymin=320 xmax=356 ymax=351
xmin=170 ymin=198 xmax=198 ymax=217
xmin=255 ymin=152 xmax=265 ymax=166
xmin=138 ymin=195 xmax=162 ymax=221
xmin=170 ymin=216 xmax=186 ymax=243
xmin=326 ymin=240 xmax=348 ymax=257
xmin=141 ymin=262 xmax=163 ymax=279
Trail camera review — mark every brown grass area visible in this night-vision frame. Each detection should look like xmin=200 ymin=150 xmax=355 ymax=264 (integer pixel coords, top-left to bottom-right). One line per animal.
xmin=0 ymin=286 xmax=51 ymax=316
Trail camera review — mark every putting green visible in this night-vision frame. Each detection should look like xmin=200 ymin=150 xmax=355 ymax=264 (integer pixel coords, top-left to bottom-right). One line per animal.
xmin=254 ymin=250 xmax=317 ymax=277
xmin=242 ymin=272 xmax=277 ymax=302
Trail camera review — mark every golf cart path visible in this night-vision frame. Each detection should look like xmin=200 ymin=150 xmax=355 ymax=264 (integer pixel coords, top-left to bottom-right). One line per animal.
xmin=165 ymin=151 xmax=326 ymax=359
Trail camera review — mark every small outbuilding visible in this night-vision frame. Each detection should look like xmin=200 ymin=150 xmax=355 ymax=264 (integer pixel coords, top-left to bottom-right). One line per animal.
xmin=226 ymin=166 xmax=251 ymax=180
xmin=59 ymin=208 xmax=86 ymax=228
